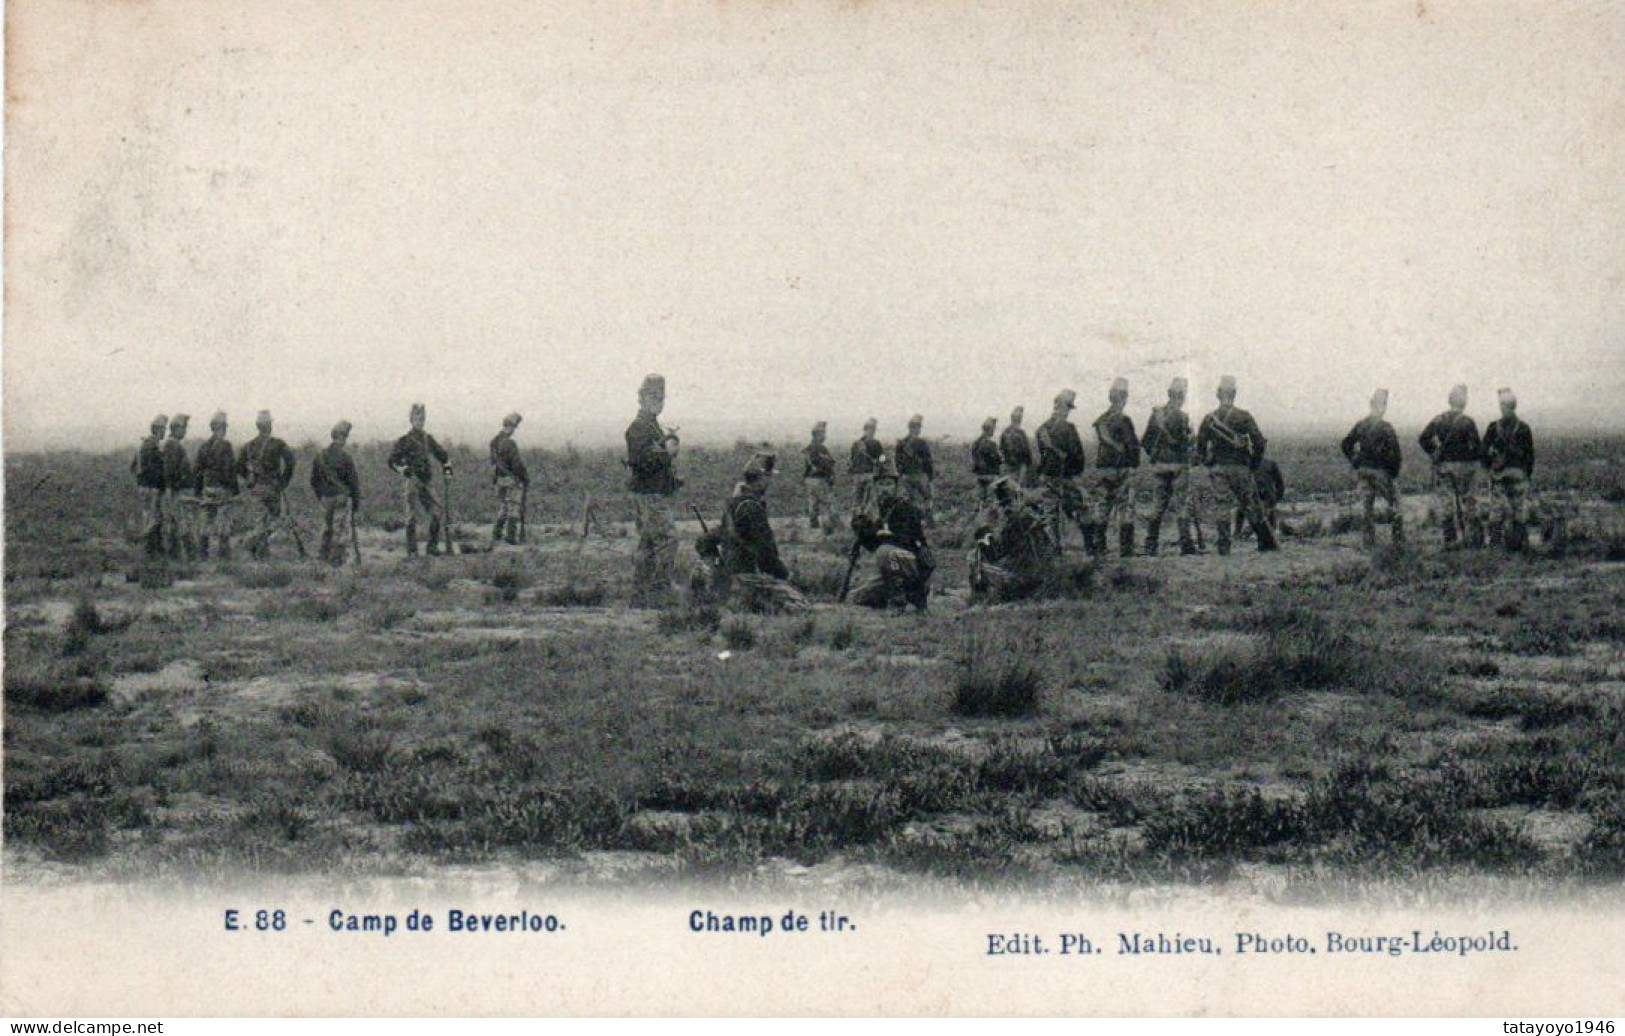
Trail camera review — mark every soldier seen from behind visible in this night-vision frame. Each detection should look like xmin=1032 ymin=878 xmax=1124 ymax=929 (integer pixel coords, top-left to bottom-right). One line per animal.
xmin=1420 ymin=384 xmax=1485 ymax=549
xmin=1141 ymin=377 xmax=1197 ymax=556
xmin=625 ymin=374 xmax=682 ymax=604
xmin=847 ymin=458 xmax=934 ymax=612
xmin=1234 ymin=457 xmax=1285 ymax=543
xmin=696 ymin=453 xmax=810 ymax=614
xmin=1000 ymin=405 xmax=1035 ymax=487
xmin=388 ymin=403 xmax=451 ymax=556
xmin=131 ymin=414 xmax=168 ymax=558
xmin=238 ymin=410 xmax=298 ymax=559
xmin=848 ymin=417 xmax=885 ymax=517
xmin=1483 ymin=387 xmax=1536 ymax=551
xmin=895 ymin=414 xmax=936 ymax=527
xmin=1091 ymin=378 xmax=1142 ymax=558
xmin=311 ymin=420 xmax=362 ymax=567
xmin=1341 ymin=388 xmax=1404 ymax=548
xmin=1034 ymin=389 xmax=1089 ymax=552
xmin=968 ymin=476 xmax=1061 ymax=604
xmin=971 ymin=416 xmax=1003 ymax=503
xmin=193 ymin=411 xmax=240 ymax=560
xmin=801 ymin=421 xmax=838 ymax=534
xmin=489 ymin=412 xmax=529 ymax=547
xmin=161 ymin=414 xmax=198 ymax=561
xmin=1196 ymin=375 xmax=1278 ymax=554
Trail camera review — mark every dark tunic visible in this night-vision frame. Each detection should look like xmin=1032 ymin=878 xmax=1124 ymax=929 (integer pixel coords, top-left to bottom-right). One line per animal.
xmin=238 ymin=435 xmax=295 ymax=491
xmin=1092 ymin=410 xmax=1141 ymax=469
xmin=311 ymin=443 xmax=362 ymax=505
xmin=132 ymin=435 xmax=165 ymax=489
xmin=802 ymin=440 xmax=836 ymax=479
xmin=895 ymin=434 xmax=934 ymax=478
xmin=489 ymin=433 xmax=529 ymax=484
xmin=848 ymin=437 xmax=884 ymax=475
xmin=1034 ymin=416 xmax=1086 ymax=478
xmin=1482 ymin=416 xmax=1534 ymax=476
xmin=971 ymin=434 xmax=1003 ymax=477
xmin=1142 ymin=405 xmax=1192 ymax=465
xmin=1419 ymin=410 xmax=1483 ymax=464
xmin=161 ymin=438 xmax=193 ymax=492
xmin=623 ymin=412 xmax=676 ymax=495
xmin=194 ymin=438 xmax=240 ymax=494
xmin=1341 ymin=417 xmax=1403 ymax=477
xmin=388 ymin=429 xmax=450 ymax=484
xmin=722 ymin=488 xmax=789 ymax=580
xmin=999 ymin=425 xmax=1034 ymax=469
xmin=1197 ymin=405 xmax=1267 ymax=468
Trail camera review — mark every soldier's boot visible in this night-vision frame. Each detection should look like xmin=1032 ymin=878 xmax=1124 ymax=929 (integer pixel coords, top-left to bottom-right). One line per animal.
xmin=1391 ymin=513 xmax=1405 ymax=546
xmin=1080 ymin=522 xmax=1102 ymax=557
xmin=319 ymin=531 xmax=334 ymax=563
xmin=1142 ymin=524 xmax=1161 ymax=557
xmin=426 ymin=519 xmax=443 ymax=556
xmin=197 ymin=537 xmax=210 ymax=561
xmin=505 ymin=524 xmax=519 ymax=545
xmin=1253 ymin=514 xmax=1279 ymax=552
xmin=490 ymin=519 xmax=506 ymax=546
xmin=1176 ymin=519 xmax=1197 ymax=555
xmin=1442 ymin=519 xmax=1459 ymax=550
xmin=1118 ymin=524 xmax=1135 ymax=559
xmin=405 ymin=521 xmax=419 ymax=556
xmin=1508 ymin=521 xmax=1528 ymax=552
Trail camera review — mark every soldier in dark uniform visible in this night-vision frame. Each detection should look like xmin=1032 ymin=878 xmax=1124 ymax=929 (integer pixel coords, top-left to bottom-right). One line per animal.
xmin=1196 ymin=375 xmax=1278 ymax=554
xmin=131 ymin=414 xmax=168 ymax=557
xmin=193 ymin=411 xmax=240 ymax=560
xmin=1141 ymin=377 xmax=1197 ymax=556
xmin=968 ymin=476 xmax=1061 ymax=603
xmin=847 ymin=459 xmax=933 ymax=612
xmin=1034 ymin=389 xmax=1089 ymax=551
xmin=971 ymin=417 xmax=1003 ymax=503
xmin=1000 ymin=406 xmax=1035 ymax=487
xmin=1341 ymin=388 xmax=1404 ymax=547
xmin=1483 ymin=387 xmax=1536 ymax=551
xmin=848 ymin=417 xmax=884 ymax=517
xmin=1091 ymin=378 xmax=1141 ymax=558
xmin=801 ymin=421 xmax=838 ymax=533
xmin=311 ymin=420 xmax=362 ymax=566
xmin=161 ymin=414 xmax=197 ymax=561
xmin=895 ymin=414 xmax=935 ymax=526
xmin=625 ymin=374 xmax=682 ymax=603
xmin=238 ymin=410 xmax=298 ymax=559
xmin=700 ymin=453 xmax=809 ymax=613
xmin=489 ymin=412 xmax=529 ymax=546
xmin=388 ymin=403 xmax=452 ymax=556
xmin=1419 ymin=384 xmax=1484 ymax=548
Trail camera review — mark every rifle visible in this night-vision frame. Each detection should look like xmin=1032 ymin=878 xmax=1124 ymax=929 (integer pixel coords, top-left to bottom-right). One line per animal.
xmin=441 ymin=467 xmax=456 ymax=554
xmin=837 ymin=542 xmax=861 ymax=603
xmin=519 ymin=481 xmax=529 ymax=544
xmin=690 ymin=504 xmax=711 ymax=538
xmin=279 ymin=488 xmax=308 ymax=559
xmin=349 ymin=499 xmax=362 ymax=567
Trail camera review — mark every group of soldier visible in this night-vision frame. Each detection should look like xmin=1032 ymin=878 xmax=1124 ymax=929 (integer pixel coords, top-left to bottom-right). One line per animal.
xmin=131 ymin=404 xmax=530 ymax=567
xmin=130 ymin=372 xmax=1538 ymax=615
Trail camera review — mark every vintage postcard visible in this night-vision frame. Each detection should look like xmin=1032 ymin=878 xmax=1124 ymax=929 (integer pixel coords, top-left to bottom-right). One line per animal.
xmin=4 ymin=0 xmax=1623 ymax=1017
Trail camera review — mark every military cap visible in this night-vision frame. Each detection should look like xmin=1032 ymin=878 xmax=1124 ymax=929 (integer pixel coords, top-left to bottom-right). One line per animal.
xmin=210 ymin=411 xmax=228 ymax=428
xmin=639 ymin=374 xmax=666 ymax=398
xmin=1218 ymin=375 xmax=1238 ymax=395
xmin=863 ymin=417 xmax=878 ymax=431
xmin=1110 ymin=377 xmax=1129 ymax=396
xmin=169 ymin=414 xmax=190 ymax=430
xmin=813 ymin=421 xmax=827 ymax=434
xmin=1169 ymin=377 xmax=1188 ymax=395
xmin=743 ymin=452 xmax=778 ymax=481
xmin=1011 ymin=405 xmax=1025 ymax=419
xmin=982 ymin=417 xmax=997 ymax=432
xmin=1054 ymin=389 xmax=1077 ymax=410
xmin=502 ymin=412 xmax=522 ymax=428
xmin=151 ymin=413 xmax=169 ymax=430
xmin=332 ymin=420 xmax=353 ymax=439
xmin=1448 ymin=384 xmax=1468 ymax=408
xmin=1498 ymin=387 xmax=1517 ymax=407
xmin=908 ymin=414 xmax=923 ymax=427
xmin=256 ymin=410 xmax=273 ymax=425
xmin=1371 ymin=388 xmax=1389 ymax=408
xmin=410 ymin=402 xmax=427 ymax=420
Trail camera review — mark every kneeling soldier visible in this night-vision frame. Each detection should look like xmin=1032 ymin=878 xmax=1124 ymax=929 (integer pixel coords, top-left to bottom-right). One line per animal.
xmin=312 ymin=421 xmax=362 ymax=566
xmin=1341 ymin=388 xmax=1404 ymax=547
xmin=700 ymin=453 xmax=810 ymax=614
xmin=489 ymin=413 xmax=529 ymax=546
xmin=847 ymin=460 xmax=934 ymax=612
xmin=1482 ymin=388 xmax=1535 ymax=551
xmin=969 ymin=477 xmax=1061 ymax=603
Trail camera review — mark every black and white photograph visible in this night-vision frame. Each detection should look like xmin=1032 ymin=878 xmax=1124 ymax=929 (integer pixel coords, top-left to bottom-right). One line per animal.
xmin=3 ymin=0 xmax=1623 ymax=1018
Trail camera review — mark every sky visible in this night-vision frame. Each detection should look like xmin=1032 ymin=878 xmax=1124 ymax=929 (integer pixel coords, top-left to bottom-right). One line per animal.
xmin=5 ymin=0 xmax=1623 ymax=451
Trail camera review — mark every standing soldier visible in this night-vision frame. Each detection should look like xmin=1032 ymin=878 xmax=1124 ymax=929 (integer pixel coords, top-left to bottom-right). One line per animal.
xmin=971 ymin=417 xmax=1003 ymax=503
xmin=131 ymin=414 xmax=168 ymax=558
xmin=238 ymin=410 xmax=298 ymax=560
xmin=1340 ymin=388 xmax=1404 ymax=548
xmin=161 ymin=414 xmax=197 ymax=561
xmin=311 ymin=421 xmax=362 ymax=566
xmin=193 ymin=412 xmax=240 ymax=560
xmin=1141 ymin=377 xmax=1197 ymax=556
xmin=1000 ymin=406 xmax=1035 ymax=487
xmin=489 ymin=413 xmax=529 ymax=547
xmin=801 ymin=421 xmax=838 ymax=533
xmin=1482 ymin=388 xmax=1536 ymax=551
xmin=1034 ymin=389 xmax=1090 ymax=551
xmin=388 ymin=403 xmax=452 ymax=556
xmin=625 ymin=374 xmax=682 ymax=604
xmin=1196 ymin=376 xmax=1278 ymax=554
xmin=968 ymin=476 xmax=1061 ymax=603
xmin=846 ymin=460 xmax=934 ymax=612
xmin=848 ymin=417 xmax=885 ymax=517
xmin=1419 ymin=384 xmax=1485 ymax=549
xmin=1091 ymin=378 xmax=1142 ymax=558
xmin=701 ymin=453 xmax=810 ymax=613
xmin=895 ymin=414 xmax=935 ymax=526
